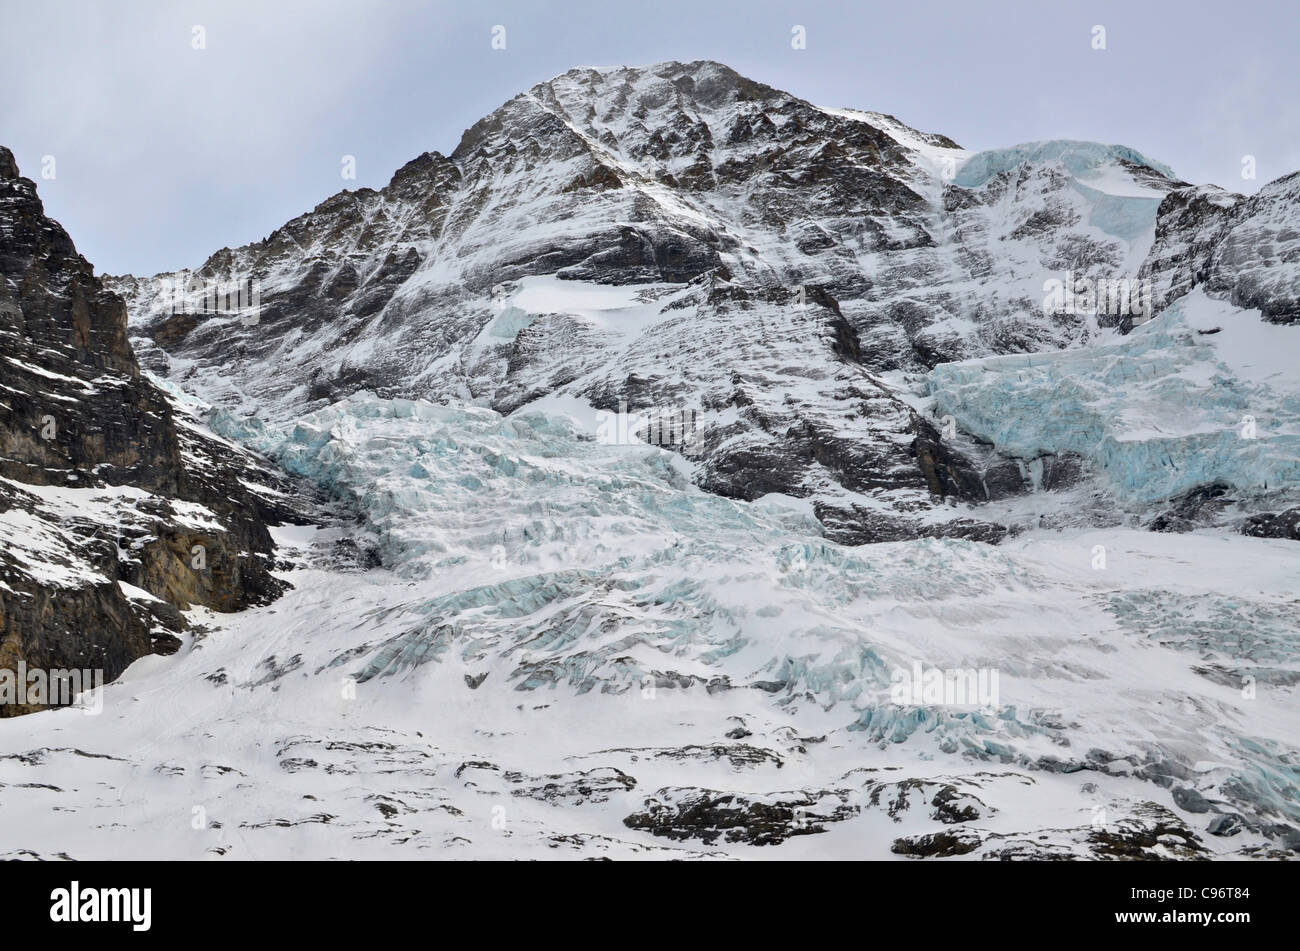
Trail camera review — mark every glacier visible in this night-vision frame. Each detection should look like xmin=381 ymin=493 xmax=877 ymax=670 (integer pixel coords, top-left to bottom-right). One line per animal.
xmin=927 ymin=290 xmax=1300 ymax=507
xmin=954 ymin=140 xmax=1178 ymax=188
xmin=4 ymin=383 xmax=1291 ymax=859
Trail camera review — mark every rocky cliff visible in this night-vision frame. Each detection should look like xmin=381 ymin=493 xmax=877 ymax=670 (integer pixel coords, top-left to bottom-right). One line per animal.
xmin=0 ymin=146 xmax=308 ymax=715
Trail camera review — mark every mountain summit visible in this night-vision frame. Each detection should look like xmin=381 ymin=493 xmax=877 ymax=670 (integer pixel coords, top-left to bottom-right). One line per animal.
xmin=107 ymin=60 xmax=1267 ymax=545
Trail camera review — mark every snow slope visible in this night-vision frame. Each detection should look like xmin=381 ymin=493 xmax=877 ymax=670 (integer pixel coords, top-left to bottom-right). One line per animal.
xmin=1 ymin=394 xmax=1296 ymax=858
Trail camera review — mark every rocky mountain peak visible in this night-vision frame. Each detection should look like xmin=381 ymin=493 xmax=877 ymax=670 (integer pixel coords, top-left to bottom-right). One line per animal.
xmin=101 ymin=62 xmax=1300 ymax=546
xmin=0 ymin=146 xmax=19 ymax=181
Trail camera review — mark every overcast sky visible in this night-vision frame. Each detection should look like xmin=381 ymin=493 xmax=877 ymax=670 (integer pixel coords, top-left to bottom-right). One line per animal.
xmin=2 ymin=0 xmax=1297 ymax=276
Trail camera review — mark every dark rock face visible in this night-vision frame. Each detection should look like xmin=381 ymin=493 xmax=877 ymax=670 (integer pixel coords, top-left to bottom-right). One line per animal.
xmin=504 ymin=767 xmax=636 ymax=805
xmin=1207 ymin=813 xmax=1245 ymax=837
xmin=1242 ymin=506 xmax=1300 ymax=540
xmin=1148 ymin=483 xmax=1233 ymax=533
xmin=891 ymin=829 xmax=982 ymax=857
xmin=1085 ymin=804 xmax=1207 ymax=860
xmin=1143 ymin=172 xmax=1300 ymax=324
xmin=623 ymin=776 xmax=990 ymax=846
xmin=0 ymin=146 xmax=307 ymax=716
xmin=890 ymin=801 xmax=1209 ymax=860
xmin=0 ymin=177 xmax=172 ymax=490
xmin=623 ymin=786 xmax=858 ymax=846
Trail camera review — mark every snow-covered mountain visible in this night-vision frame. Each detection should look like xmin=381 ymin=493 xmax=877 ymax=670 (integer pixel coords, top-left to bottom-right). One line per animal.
xmin=106 ymin=61 xmax=1300 ymax=543
xmin=106 ymin=61 xmax=1201 ymax=543
xmin=3 ymin=62 xmax=1299 ymax=859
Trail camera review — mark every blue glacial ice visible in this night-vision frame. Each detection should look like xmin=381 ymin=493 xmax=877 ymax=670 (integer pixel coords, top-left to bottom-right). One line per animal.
xmin=954 ymin=140 xmax=1176 ymax=188
xmin=954 ymin=140 xmax=1174 ymax=243
xmin=927 ymin=291 xmax=1300 ymax=505
xmin=201 ymin=382 xmax=1300 ymax=834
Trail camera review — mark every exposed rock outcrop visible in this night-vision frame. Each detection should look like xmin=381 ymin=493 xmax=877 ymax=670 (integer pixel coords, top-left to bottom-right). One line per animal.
xmin=1142 ymin=172 xmax=1300 ymax=324
xmin=0 ymin=146 xmax=309 ymax=715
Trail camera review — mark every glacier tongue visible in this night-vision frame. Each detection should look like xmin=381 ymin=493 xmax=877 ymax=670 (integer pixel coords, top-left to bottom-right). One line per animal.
xmin=1 ymin=389 xmax=1295 ymax=859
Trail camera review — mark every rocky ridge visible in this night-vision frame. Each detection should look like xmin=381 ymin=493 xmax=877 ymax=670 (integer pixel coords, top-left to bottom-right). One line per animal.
xmin=0 ymin=146 xmax=312 ymax=715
